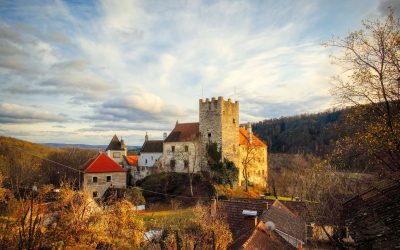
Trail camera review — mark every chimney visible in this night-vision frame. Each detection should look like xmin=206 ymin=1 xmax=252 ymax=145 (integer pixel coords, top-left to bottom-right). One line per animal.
xmin=247 ymin=122 xmax=253 ymax=143
xmin=242 ymin=210 xmax=258 ymax=229
xmin=163 ymin=132 xmax=167 ymax=140
xmin=145 ymin=132 xmax=148 ymax=142
xmin=210 ymin=198 xmax=217 ymax=217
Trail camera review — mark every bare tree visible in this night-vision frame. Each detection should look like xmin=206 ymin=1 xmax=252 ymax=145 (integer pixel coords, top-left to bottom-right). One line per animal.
xmin=325 ymin=9 xmax=400 ymax=171
xmin=172 ymin=137 xmax=202 ymax=197
xmin=240 ymin=141 xmax=258 ymax=192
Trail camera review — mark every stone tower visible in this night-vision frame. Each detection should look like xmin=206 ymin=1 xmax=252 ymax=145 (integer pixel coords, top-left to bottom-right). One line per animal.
xmin=199 ymin=96 xmax=239 ymax=165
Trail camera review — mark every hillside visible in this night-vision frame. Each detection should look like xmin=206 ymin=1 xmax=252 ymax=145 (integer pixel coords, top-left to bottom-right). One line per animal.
xmin=0 ymin=136 xmax=98 ymax=191
xmin=253 ymin=109 xmax=346 ymax=157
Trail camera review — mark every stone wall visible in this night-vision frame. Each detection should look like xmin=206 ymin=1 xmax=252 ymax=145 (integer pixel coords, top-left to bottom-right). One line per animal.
xmin=83 ymin=172 xmax=126 ymax=198
xmin=199 ymin=96 xmax=239 ymax=165
xmin=162 ymin=141 xmax=202 ymax=173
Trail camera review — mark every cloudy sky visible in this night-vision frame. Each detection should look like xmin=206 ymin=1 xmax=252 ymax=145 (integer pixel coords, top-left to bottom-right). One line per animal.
xmin=0 ymin=0 xmax=398 ymax=145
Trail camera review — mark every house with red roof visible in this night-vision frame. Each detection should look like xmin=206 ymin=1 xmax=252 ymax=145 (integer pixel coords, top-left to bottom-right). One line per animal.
xmin=82 ymin=152 xmax=127 ymax=199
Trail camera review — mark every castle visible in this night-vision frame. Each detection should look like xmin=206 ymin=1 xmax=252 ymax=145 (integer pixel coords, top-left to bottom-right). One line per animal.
xmin=161 ymin=96 xmax=268 ymax=187
xmin=82 ymin=96 xmax=268 ymax=199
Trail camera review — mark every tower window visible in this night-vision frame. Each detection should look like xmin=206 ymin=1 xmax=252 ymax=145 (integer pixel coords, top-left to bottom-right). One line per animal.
xmin=171 ymin=146 xmax=175 ymax=152
xmin=208 ymin=133 xmax=211 ymax=143
xmin=185 ymin=145 xmax=189 ymax=152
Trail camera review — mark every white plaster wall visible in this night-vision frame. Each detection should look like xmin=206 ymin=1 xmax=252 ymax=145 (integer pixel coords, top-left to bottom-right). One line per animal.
xmin=138 ymin=152 xmax=162 ymax=167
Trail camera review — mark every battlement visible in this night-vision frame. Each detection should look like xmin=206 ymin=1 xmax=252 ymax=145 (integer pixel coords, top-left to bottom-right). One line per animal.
xmin=199 ymin=96 xmax=239 ymax=106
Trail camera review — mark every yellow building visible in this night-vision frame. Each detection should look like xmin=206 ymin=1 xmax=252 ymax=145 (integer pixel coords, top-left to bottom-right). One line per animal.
xmin=238 ymin=124 xmax=268 ymax=188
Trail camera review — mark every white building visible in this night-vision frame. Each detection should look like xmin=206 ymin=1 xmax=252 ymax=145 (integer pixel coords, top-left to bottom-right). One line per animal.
xmin=138 ymin=133 xmax=163 ymax=167
xmin=162 ymin=122 xmax=203 ymax=173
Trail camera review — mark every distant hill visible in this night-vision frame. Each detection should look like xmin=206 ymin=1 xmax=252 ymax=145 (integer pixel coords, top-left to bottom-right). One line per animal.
xmin=42 ymin=143 xmax=141 ymax=151
xmin=253 ymin=109 xmax=347 ymax=157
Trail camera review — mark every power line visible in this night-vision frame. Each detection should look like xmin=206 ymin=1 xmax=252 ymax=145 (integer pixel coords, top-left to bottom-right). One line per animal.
xmin=132 ymin=186 xmax=211 ymax=199
xmin=7 ymin=145 xmax=212 ymax=199
xmin=11 ymin=145 xmax=82 ymax=173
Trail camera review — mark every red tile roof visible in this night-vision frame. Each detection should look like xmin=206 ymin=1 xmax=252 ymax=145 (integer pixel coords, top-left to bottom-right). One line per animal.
xmin=230 ymin=221 xmax=295 ymax=250
xmin=83 ymin=153 xmax=126 ymax=173
xmin=124 ymin=155 xmax=138 ymax=166
xmin=239 ymin=127 xmax=267 ymax=147
xmin=164 ymin=122 xmax=199 ymax=142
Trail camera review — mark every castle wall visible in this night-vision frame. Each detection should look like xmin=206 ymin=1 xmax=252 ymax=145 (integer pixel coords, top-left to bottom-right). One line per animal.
xmin=199 ymin=97 xmax=239 ymax=165
xmin=162 ymin=141 xmax=202 ymax=173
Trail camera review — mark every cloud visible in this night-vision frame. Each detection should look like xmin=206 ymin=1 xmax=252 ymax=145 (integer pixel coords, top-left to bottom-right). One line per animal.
xmin=0 ymin=0 xmax=380 ymax=143
xmin=0 ymin=103 xmax=65 ymax=123
xmin=378 ymin=0 xmax=400 ymax=16
xmin=85 ymin=92 xmax=193 ymax=125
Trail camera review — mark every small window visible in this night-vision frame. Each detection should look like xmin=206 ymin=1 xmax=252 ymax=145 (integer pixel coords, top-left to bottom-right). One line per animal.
xmin=145 ymin=159 xmax=148 ymax=164
xmin=93 ymin=191 xmax=98 ymax=198
xmin=262 ymin=170 xmax=265 ymax=176
xmin=106 ymin=176 xmax=112 ymax=182
xmin=233 ymin=118 xmax=236 ymax=124
xmin=92 ymin=176 xmax=98 ymax=183
xmin=233 ymin=144 xmax=236 ymax=152
xmin=113 ymin=152 xmax=121 ymax=158
xmin=151 ymin=156 xmax=153 ymax=160
xmin=208 ymin=133 xmax=211 ymax=143
xmin=184 ymin=160 xmax=189 ymax=168
xmin=170 ymin=160 xmax=176 ymax=170
xmin=185 ymin=145 xmax=189 ymax=152
xmin=171 ymin=146 xmax=175 ymax=152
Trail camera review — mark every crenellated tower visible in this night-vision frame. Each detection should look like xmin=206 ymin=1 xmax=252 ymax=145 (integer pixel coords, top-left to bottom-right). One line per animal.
xmin=199 ymin=96 xmax=239 ymax=165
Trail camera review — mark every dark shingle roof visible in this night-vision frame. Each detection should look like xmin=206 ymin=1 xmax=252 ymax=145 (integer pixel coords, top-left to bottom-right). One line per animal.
xmin=217 ymin=199 xmax=269 ymax=238
xmin=343 ymin=173 xmax=400 ymax=249
xmin=164 ymin=122 xmax=199 ymax=142
xmin=260 ymin=200 xmax=306 ymax=243
xmin=141 ymin=140 xmax=163 ymax=153
xmin=106 ymin=134 xmax=124 ymax=151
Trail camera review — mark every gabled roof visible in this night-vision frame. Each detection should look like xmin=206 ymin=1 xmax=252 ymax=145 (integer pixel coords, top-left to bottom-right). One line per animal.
xmin=84 ymin=153 xmax=126 ymax=173
xmin=164 ymin=122 xmax=199 ymax=142
xmin=217 ymin=199 xmax=269 ymax=238
xmin=261 ymin=200 xmax=306 ymax=243
xmin=141 ymin=140 xmax=163 ymax=153
xmin=239 ymin=127 xmax=267 ymax=147
xmin=124 ymin=155 xmax=138 ymax=166
xmin=106 ymin=134 xmax=124 ymax=151
xmin=230 ymin=221 xmax=295 ymax=250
